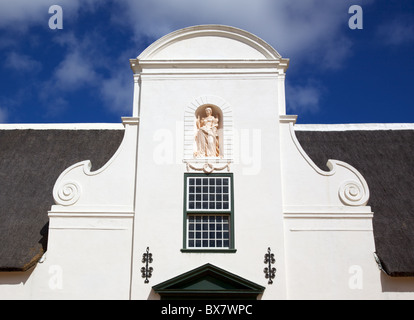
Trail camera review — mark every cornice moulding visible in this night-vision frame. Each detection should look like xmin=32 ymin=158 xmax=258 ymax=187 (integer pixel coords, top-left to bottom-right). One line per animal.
xmin=130 ymin=59 xmax=289 ymax=75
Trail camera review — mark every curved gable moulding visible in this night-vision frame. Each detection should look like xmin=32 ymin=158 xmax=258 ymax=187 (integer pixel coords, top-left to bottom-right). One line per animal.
xmin=137 ymin=25 xmax=282 ymax=61
xmin=51 ymin=119 xmax=139 ymax=212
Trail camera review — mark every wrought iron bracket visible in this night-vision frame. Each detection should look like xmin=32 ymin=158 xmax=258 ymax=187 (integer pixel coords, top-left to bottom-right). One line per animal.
xmin=264 ymin=247 xmax=276 ymax=284
xmin=141 ymin=247 xmax=153 ymax=284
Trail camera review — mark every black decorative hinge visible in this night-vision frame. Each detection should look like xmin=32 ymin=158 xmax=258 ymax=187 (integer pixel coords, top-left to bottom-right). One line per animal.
xmin=264 ymin=247 xmax=276 ymax=284
xmin=141 ymin=247 xmax=153 ymax=284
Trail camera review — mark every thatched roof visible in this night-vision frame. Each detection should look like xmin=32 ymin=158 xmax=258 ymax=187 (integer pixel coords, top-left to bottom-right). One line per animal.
xmin=0 ymin=128 xmax=124 ymax=271
xmin=295 ymin=126 xmax=414 ymax=277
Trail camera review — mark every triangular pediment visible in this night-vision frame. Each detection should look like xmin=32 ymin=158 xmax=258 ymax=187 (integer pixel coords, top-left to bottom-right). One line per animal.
xmin=153 ymin=264 xmax=265 ymax=300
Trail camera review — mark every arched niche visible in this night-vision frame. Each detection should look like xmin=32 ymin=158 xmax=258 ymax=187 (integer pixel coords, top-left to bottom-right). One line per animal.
xmin=184 ymin=95 xmax=233 ymax=162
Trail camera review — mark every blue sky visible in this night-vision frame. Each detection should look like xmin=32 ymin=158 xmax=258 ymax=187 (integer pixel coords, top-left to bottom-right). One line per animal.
xmin=0 ymin=0 xmax=413 ymax=124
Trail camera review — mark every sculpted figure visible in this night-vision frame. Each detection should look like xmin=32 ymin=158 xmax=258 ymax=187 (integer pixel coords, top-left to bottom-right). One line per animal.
xmin=194 ymin=107 xmax=219 ymax=157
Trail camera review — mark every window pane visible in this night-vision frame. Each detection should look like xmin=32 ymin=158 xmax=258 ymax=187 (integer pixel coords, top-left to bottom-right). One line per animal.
xmin=187 ymin=176 xmax=231 ymax=212
xmin=187 ymin=215 xmax=230 ymax=249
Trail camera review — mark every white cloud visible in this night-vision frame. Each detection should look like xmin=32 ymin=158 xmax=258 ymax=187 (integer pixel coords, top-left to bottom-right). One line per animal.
xmin=0 ymin=107 xmax=8 ymax=123
xmin=286 ymin=81 xmax=323 ymax=114
xmin=100 ymin=72 xmax=133 ymax=114
xmin=48 ymin=31 xmax=105 ymax=91
xmin=5 ymin=52 xmax=42 ymax=73
xmin=118 ymin=0 xmax=370 ymax=68
xmin=377 ymin=15 xmax=414 ymax=46
xmin=0 ymin=0 xmax=67 ymax=30
xmin=53 ymin=50 xmax=98 ymax=90
xmin=0 ymin=1 xmax=377 ymax=119
xmin=0 ymin=0 xmax=103 ymax=30
xmin=0 ymin=1 xmax=374 ymax=68
xmin=42 ymin=31 xmax=133 ymax=115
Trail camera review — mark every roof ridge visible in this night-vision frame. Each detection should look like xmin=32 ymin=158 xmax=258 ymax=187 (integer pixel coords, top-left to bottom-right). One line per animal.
xmin=294 ymin=123 xmax=414 ymax=131
xmin=0 ymin=123 xmax=124 ymax=130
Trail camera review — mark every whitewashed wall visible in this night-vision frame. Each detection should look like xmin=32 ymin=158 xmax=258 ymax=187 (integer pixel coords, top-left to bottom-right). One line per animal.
xmin=129 ymin=25 xmax=289 ymax=300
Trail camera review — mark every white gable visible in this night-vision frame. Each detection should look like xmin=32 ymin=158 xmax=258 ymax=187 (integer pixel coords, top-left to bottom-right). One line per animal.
xmin=138 ymin=25 xmax=282 ymax=60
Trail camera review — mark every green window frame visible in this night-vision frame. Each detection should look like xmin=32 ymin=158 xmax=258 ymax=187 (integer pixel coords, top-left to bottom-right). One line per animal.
xmin=181 ymin=173 xmax=236 ymax=253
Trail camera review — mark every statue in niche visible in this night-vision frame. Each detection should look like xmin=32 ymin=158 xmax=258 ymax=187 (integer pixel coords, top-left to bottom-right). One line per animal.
xmin=194 ymin=107 xmax=220 ymax=158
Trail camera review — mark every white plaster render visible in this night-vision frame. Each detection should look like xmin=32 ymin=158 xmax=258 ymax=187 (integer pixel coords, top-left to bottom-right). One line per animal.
xmin=129 ymin=25 xmax=288 ymax=300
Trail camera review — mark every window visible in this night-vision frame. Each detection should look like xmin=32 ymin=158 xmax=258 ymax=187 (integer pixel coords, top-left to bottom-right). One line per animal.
xmin=182 ymin=173 xmax=235 ymax=252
